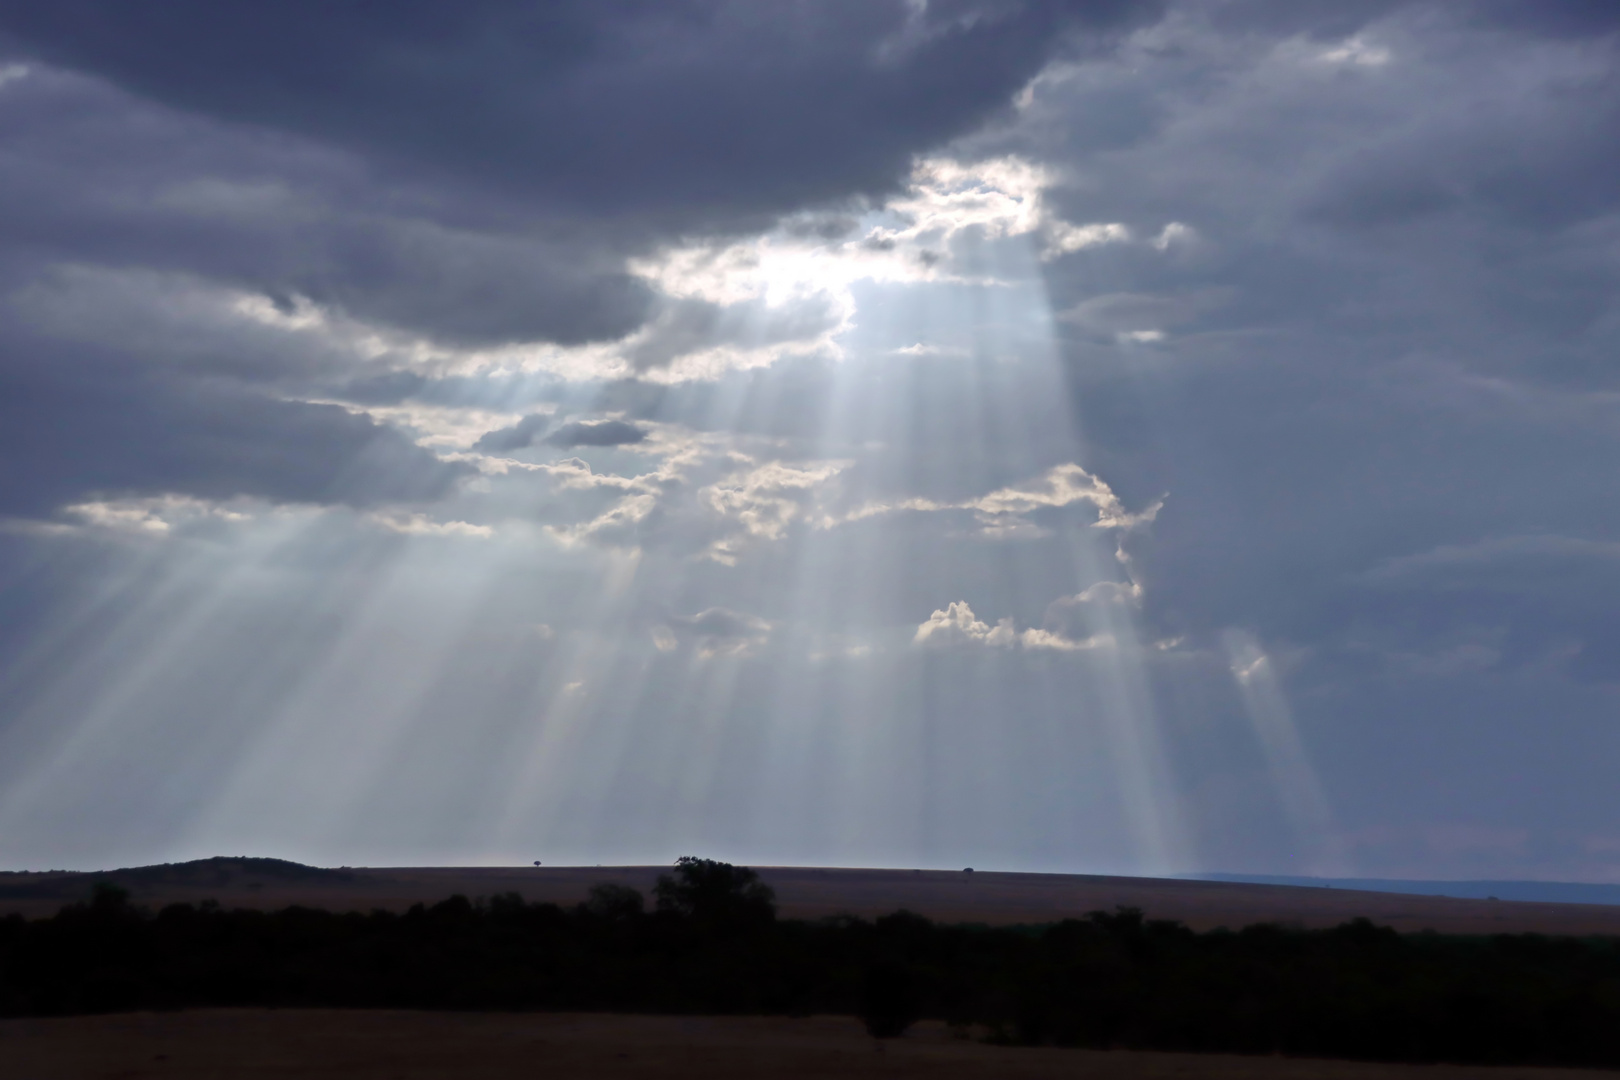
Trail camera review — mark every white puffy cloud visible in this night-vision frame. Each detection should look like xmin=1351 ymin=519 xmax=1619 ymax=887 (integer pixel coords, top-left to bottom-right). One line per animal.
xmin=887 ymin=156 xmax=1135 ymax=265
xmin=503 ymin=429 xmax=721 ymax=550
xmin=510 ymin=450 xmax=1157 ymax=568
xmin=1017 ymin=627 xmax=1109 ymax=652
xmin=700 ymin=459 xmax=849 ymax=563
xmin=1042 ymin=220 xmax=1132 ymax=260
xmin=964 ymin=463 xmax=1160 ymax=532
xmin=60 ymin=495 xmax=257 ymax=535
xmin=840 ymin=463 xmax=1161 ymax=539
xmin=914 ymin=600 xmax=1107 ymax=652
xmin=369 ymin=513 xmax=493 ymax=539
xmin=914 ymin=601 xmax=1013 ymax=647
xmin=615 ymin=153 xmax=1162 ymax=380
xmin=546 ymin=489 xmax=662 ymax=548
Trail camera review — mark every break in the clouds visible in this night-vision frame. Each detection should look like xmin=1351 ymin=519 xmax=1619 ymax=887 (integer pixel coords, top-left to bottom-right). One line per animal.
xmin=0 ymin=1 xmax=1617 ymax=883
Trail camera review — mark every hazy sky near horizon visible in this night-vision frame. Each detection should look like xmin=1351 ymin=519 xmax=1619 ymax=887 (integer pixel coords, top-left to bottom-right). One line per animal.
xmin=1 ymin=1 xmax=1617 ymax=880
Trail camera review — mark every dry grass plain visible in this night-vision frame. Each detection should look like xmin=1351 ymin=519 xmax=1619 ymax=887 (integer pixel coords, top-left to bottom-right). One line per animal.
xmin=7 ymin=862 xmax=1620 ymax=936
xmin=6 ymin=1009 xmax=1620 ymax=1080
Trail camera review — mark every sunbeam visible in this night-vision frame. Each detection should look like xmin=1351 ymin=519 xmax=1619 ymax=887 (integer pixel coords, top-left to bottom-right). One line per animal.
xmin=1223 ymin=629 xmax=1340 ymax=873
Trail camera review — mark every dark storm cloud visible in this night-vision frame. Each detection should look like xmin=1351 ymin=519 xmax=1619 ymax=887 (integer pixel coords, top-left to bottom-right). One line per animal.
xmin=0 ymin=65 xmax=653 ymax=348
xmin=1098 ymin=355 xmax=1620 ymax=655
xmin=1203 ymin=0 xmax=1620 ymax=39
xmin=335 ymin=371 xmax=430 ymax=407
xmin=0 ymin=0 xmax=1154 ymax=228
xmin=1466 ymin=0 xmax=1620 ymax=37
xmin=0 ymin=344 xmax=468 ymax=517
xmin=1357 ymin=536 xmax=1620 ymax=683
xmin=1301 ymin=91 xmax=1620 ymax=233
xmin=1200 ymin=0 xmax=1409 ymax=37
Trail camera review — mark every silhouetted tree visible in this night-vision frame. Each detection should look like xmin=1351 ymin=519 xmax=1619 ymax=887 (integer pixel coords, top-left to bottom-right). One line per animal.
xmin=654 ymin=856 xmax=775 ymax=931
xmin=89 ymin=883 xmax=133 ymax=916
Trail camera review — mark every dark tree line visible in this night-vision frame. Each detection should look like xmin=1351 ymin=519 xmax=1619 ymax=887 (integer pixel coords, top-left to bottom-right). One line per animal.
xmin=4 ymin=857 xmax=1620 ymax=1068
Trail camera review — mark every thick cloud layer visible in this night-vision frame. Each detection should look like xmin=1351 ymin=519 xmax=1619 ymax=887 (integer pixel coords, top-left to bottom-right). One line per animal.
xmin=0 ymin=0 xmax=1149 ymax=225
xmin=0 ymin=349 xmax=467 ymax=516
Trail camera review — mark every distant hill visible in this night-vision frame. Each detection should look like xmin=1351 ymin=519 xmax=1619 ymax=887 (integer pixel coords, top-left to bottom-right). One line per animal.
xmin=1187 ymin=873 xmax=1620 ymax=907
xmin=91 ymin=856 xmax=350 ymax=885
xmin=0 ymin=857 xmax=349 ymax=901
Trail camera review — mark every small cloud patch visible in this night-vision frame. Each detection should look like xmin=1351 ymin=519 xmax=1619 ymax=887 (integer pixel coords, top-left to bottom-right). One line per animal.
xmin=914 ymin=601 xmax=1105 ymax=652
xmin=659 ymin=607 xmax=773 ymax=658
xmin=474 ymin=414 xmax=551 ymax=452
xmin=545 ymin=420 xmax=648 ymax=448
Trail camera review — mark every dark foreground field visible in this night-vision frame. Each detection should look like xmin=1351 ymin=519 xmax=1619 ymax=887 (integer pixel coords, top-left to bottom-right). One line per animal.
xmin=8 ymin=859 xmax=1620 ymax=935
xmin=10 ymin=858 xmax=1620 ymax=1074
xmin=6 ymin=1009 xmax=1620 ymax=1080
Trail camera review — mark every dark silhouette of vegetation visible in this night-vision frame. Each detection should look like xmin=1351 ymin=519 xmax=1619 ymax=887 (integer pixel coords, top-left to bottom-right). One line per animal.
xmin=4 ymin=859 xmax=1620 ymax=1068
xmin=654 ymin=857 xmax=775 ymax=933
xmin=582 ymin=883 xmax=645 ymax=922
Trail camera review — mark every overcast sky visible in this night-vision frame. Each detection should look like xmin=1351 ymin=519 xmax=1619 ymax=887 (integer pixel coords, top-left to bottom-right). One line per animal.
xmin=0 ymin=1 xmax=1617 ymax=880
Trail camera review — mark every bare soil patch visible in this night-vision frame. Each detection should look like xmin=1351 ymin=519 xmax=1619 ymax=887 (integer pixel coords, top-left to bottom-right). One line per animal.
xmin=5 ymin=1009 xmax=1619 ymax=1080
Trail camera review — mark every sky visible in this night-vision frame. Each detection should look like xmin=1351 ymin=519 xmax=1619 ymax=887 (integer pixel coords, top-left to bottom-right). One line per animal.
xmin=0 ymin=1 xmax=1617 ymax=880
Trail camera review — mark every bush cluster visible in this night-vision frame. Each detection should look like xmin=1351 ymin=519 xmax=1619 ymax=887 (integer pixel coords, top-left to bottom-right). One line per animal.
xmin=3 ymin=857 xmax=1620 ymax=1067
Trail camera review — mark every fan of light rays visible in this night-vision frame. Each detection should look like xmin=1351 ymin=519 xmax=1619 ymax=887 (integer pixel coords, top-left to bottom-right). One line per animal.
xmin=479 ymin=154 xmax=1196 ymax=872
xmin=0 ymin=156 xmax=1195 ymax=876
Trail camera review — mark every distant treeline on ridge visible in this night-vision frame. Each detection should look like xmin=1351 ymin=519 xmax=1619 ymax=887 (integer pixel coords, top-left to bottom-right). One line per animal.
xmin=3 ymin=856 xmax=1620 ymax=1068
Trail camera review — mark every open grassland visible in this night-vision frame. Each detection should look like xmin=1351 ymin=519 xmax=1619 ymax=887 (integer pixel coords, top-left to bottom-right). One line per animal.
xmin=6 ymin=861 xmax=1620 ymax=935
